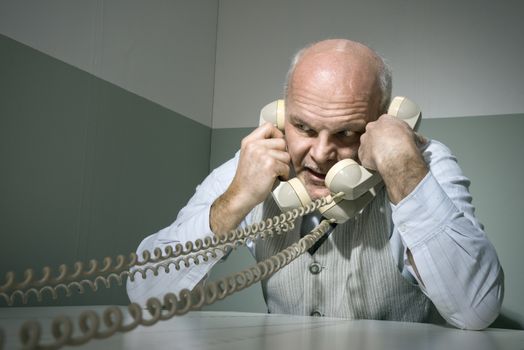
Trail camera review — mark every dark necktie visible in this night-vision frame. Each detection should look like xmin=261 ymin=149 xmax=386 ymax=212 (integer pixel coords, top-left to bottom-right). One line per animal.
xmin=300 ymin=213 xmax=337 ymax=255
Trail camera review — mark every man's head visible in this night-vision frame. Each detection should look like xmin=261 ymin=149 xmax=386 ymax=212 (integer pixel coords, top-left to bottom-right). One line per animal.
xmin=283 ymin=39 xmax=391 ymax=199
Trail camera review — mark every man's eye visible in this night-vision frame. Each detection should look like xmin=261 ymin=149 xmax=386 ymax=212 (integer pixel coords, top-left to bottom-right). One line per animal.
xmin=339 ymin=130 xmax=353 ymax=137
xmin=339 ymin=130 xmax=362 ymax=140
xmin=296 ymin=124 xmax=312 ymax=132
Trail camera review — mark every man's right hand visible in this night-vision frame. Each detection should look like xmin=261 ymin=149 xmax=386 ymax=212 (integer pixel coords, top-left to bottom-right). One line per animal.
xmin=210 ymin=123 xmax=290 ymax=236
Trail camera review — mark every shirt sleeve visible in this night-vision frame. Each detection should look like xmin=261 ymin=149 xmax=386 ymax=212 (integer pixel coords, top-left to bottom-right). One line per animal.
xmin=392 ymin=140 xmax=504 ymax=330
xmin=126 ymin=152 xmax=241 ymax=306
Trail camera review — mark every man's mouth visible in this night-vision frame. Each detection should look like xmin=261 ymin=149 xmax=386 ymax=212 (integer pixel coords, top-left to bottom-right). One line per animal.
xmin=305 ymin=167 xmax=327 ymax=183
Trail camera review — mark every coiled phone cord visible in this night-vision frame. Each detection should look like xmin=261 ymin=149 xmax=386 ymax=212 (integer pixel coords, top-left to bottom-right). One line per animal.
xmin=0 ymin=194 xmax=342 ymax=306
xmin=15 ymin=219 xmax=334 ymax=350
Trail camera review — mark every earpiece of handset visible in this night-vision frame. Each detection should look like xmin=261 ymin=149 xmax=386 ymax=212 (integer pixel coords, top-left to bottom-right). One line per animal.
xmin=259 ymin=99 xmax=286 ymax=131
xmin=387 ymin=96 xmax=421 ymax=131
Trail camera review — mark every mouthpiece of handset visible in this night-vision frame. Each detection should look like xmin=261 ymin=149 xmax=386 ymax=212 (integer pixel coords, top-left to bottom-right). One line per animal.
xmin=272 ymin=178 xmax=311 ymax=212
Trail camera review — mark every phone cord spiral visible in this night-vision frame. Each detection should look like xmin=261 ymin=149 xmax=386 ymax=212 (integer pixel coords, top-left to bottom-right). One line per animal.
xmin=17 ymin=219 xmax=334 ymax=350
xmin=1 ymin=194 xmax=342 ymax=307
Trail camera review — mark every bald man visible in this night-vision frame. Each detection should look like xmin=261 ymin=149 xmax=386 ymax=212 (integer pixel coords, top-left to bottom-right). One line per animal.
xmin=127 ymin=39 xmax=503 ymax=330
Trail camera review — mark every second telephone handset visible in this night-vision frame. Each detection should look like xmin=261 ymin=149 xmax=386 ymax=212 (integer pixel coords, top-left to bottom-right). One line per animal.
xmin=259 ymin=96 xmax=421 ymax=224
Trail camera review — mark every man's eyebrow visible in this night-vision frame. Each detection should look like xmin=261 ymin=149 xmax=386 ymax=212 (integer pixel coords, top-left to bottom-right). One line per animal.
xmin=288 ymin=114 xmax=366 ymax=132
xmin=343 ymin=120 xmax=367 ymax=132
xmin=330 ymin=119 xmax=366 ymax=134
xmin=288 ymin=114 xmax=310 ymax=126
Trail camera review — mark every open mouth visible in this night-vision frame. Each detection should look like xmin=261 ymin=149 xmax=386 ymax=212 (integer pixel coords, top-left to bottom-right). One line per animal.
xmin=305 ymin=168 xmax=327 ymax=183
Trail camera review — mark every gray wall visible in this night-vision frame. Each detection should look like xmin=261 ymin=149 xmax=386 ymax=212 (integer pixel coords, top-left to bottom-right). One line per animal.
xmin=207 ymin=115 xmax=524 ymax=329
xmin=0 ymin=34 xmax=211 ymax=306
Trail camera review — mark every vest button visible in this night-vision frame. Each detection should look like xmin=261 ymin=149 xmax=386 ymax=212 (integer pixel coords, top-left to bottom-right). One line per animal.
xmin=309 ymin=262 xmax=322 ymax=275
xmin=310 ymin=310 xmax=323 ymax=317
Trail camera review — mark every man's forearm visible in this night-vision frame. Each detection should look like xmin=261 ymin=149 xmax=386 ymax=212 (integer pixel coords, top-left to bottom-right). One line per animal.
xmin=380 ymin=150 xmax=428 ymax=205
xmin=209 ymin=189 xmax=254 ymax=238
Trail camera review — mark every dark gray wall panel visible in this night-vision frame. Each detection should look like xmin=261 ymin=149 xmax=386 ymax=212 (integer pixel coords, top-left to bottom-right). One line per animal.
xmin=0 ymin=34 xmax=211 ymax=306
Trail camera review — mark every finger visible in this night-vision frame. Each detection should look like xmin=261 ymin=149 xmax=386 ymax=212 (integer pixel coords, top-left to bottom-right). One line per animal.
xmin=273 ymin=161 xmax=291 ymax=181
xmin=357 ymin=146 xmax=365 ymax=165
xmin=414 ymin=132 xmax=428 ymax=147
xmin=357 ymin=142 xmax=373 ymax=169
xmin=258 ymin=149 xmax=290 ymax=177
xmin=257 ymin=137 xmax=287 ymax=151
xmin=266 ymin=148 xmax=291 ymax=164
xmin=364 ymin=120 xmax=376 ymax=131
xmin=249 ymin=122 xmax=285 ymax=141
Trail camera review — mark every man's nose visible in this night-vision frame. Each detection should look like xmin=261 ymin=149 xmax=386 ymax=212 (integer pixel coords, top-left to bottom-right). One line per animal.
xmin=310 ymin=134 xmax=336 ymax=165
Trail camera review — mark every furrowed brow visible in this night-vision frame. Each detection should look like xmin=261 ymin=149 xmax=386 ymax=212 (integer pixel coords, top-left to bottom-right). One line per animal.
xmin=289 ymin=114 xmax=311 ymax=126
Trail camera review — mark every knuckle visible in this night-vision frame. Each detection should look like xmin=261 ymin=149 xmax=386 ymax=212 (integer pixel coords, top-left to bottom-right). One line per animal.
xmin=240 ymin=137 xmax=250 ymax=149
xmin=262 ymin=157 xmax=275 ymax=172
xmin=244 ymin=141 xmax=257 ymax=153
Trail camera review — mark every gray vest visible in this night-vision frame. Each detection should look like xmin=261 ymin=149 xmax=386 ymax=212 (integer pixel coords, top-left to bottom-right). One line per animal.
xmin=254 ymin=188 xmax=442 ymax=322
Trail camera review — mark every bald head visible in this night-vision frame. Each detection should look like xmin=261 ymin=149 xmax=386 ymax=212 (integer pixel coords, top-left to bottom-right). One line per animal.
xmin=285 ymin=39 xmax=391 ymax=113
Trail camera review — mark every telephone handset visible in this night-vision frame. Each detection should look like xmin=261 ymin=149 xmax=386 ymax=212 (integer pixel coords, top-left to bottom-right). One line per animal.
xmin=259 ymin=96 xmax=421 ymax=223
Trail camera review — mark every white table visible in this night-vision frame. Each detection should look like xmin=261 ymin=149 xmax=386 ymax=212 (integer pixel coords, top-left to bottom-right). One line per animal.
xmin=1 ymin=306 xmax=523 ymax=349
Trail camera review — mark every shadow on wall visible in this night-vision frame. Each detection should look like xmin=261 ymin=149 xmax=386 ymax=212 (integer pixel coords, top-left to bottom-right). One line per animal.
xmin=492 ymin=309 xmax=523 ymax=330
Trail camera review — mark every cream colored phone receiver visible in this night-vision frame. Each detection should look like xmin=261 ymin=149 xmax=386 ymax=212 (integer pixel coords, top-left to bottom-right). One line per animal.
xmin=259 ymin=99 xmax=285 ymax=130
xmin=318 ymin=188 xmax=378 ymax=223
xmin=272 ymin=177 xmax=311 ymax=212
xmin=324 ymin=96 xmax=421 ymax=201
xmin=260 ymin=99 xmax=294 ymax=212
xmin=387 ymin=96 xmax=421 ymax=130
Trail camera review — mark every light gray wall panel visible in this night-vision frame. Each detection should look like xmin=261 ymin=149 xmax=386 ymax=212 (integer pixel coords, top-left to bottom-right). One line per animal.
xmin=0 ymin=0 xmax=219 ymax=127
xmin=213 ymin=0 xmax=524 ymax=128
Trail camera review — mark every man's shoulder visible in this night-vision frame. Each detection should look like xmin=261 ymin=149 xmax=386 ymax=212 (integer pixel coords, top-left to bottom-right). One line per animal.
xmin=422 ymin=139 xmax=455 ymax=160
xmin=424 ymin=138 xmax=452 ymax=153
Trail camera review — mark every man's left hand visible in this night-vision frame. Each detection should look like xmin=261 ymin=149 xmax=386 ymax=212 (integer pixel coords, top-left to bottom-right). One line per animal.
xmin=358 ymin=114 xmax=428 ymax=204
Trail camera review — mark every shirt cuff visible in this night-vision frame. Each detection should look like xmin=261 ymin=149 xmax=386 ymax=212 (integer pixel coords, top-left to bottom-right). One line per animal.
xmin=169 ymin=205 xmax=215 ymax=243
xmin=392 ymin=171 xmax=456 ymax=248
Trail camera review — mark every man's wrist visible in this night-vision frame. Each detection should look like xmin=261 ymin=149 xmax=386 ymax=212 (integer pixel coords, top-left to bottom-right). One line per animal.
xmin=379 ymin=145 xmax=428 ymax=204
xmin=209 ymin=188 xmax=253 ymax=237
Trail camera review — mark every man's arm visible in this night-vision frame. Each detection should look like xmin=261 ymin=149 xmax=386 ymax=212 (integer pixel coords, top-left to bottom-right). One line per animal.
xmin=127 ymin=123 xmax=290 ymax=305
xmin=210 ymin=123 xmax=290 ymax=236
xmin=359 ymin=114 xmax=429 ymax=205
xmin=391 ymin=144 xmax=503 ymax=330
xmin=359 ymin=116 xmax=503 ymax=330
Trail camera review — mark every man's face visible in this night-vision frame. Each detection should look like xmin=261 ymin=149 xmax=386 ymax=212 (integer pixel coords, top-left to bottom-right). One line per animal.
xmin=284 ymin=52 xmax=381 ymax=200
